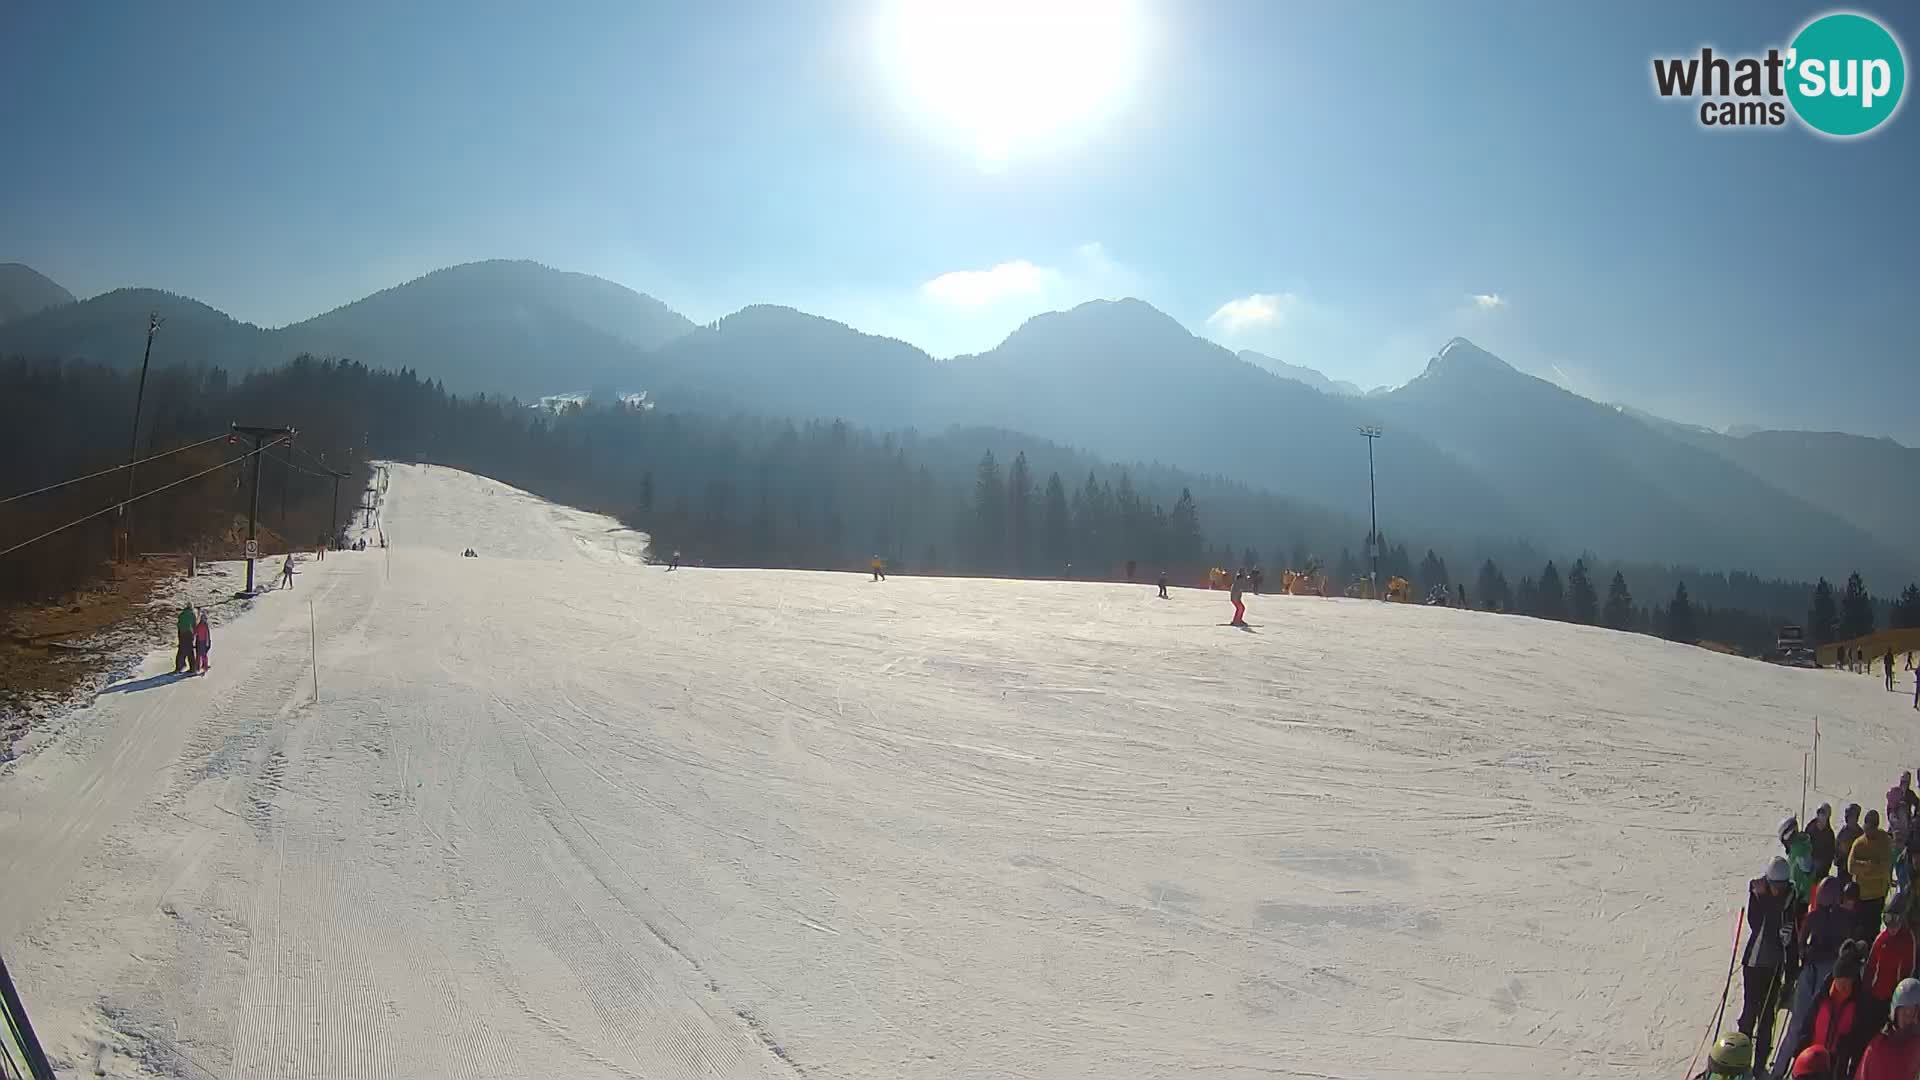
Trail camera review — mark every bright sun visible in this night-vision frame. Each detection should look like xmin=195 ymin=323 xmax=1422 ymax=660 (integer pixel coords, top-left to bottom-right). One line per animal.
xmin=875 ymin=0 xmax=1146 ymax=169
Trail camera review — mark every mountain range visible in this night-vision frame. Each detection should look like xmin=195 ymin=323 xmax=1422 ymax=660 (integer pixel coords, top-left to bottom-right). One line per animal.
xmin=1236 ymin=350 xmax=1363 ymax=397
xmin=2 ymin=259 xmax=1911 ymax=586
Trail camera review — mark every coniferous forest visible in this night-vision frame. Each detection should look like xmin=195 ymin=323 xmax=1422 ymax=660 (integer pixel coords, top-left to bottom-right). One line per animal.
xmin=4 ymin=354 xmax=1910 ymax=659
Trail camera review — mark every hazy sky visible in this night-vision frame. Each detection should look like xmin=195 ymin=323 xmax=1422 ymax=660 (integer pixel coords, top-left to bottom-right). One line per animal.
xmin=3 ymin=2 xmax=1915 ymax=439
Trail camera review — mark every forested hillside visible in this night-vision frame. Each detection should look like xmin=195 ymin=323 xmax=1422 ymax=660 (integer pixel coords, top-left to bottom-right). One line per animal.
xmin=6 ymin=355 xmax=1910 ymax=657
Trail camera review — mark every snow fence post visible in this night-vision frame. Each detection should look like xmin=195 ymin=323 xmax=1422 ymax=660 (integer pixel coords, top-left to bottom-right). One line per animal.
xmin=309 ymin=600 xmax=318 ymax=703
xmin=1812 ymin=716 xmax=1820 ymax=789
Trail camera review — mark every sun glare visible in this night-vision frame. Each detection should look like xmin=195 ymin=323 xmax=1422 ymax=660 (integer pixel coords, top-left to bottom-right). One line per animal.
xmin=875 ymin=0 xmax=1146 ymax=169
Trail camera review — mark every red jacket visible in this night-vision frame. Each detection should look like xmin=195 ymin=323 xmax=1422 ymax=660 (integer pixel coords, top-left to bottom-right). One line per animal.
xmin=1868 ymin=926 xmax=1919 ymax=1002
xmin=1856 ymin=1024 xmax=1920 ymax=1080
xmin=1809 ymin=985 xmax=1859 ymax=1054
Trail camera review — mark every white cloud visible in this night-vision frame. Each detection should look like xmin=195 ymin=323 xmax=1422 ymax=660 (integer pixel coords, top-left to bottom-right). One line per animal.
xmin=920 ymin=260 xmax=1057 ymax=306
xmin=1205 ymin=292 xmax=1298 ymax=335
xmin=1471 ymin=293 xmax=1507 ymax=310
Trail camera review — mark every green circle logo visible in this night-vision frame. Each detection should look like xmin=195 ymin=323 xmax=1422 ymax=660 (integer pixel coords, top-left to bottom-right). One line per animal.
xmin=1787 ymin=12 xmax=1906 ymax=136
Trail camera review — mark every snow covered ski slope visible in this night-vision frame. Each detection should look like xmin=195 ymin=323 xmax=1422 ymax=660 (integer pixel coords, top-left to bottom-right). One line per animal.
xmin=4 ymin=462 xmax=1916 ymax=1079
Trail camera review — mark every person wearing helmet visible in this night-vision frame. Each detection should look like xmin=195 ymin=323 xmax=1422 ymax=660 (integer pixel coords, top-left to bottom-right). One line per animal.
xmin=1775 ymin=878 xmax=1855 ymax=1075
xmin=1853 ymin=810 xmax=1897 ymax=938
xmin=1808 ymin=803 xmax=1838 ymax=883
xmin=1782 ymin=816 xmax=1816 ymax=908
xmin=1863 ymin=891 xmax=1918 ymax=1062
xmin=1838 ymin=804 xmax=1866 ymax=889
xmin=1854 ymin=977 xmax=1920 ymax=1080
xmin=1789 ymin=1044 xmax=1832 ymax=1079
xmin=1741 ymin=856 xmax=1799 ymax=1068
xmin=1800 ymin=940 xmax=1868 ymax=1077
xmin=1696 ymin=1031 xmax=1753 ymax=1080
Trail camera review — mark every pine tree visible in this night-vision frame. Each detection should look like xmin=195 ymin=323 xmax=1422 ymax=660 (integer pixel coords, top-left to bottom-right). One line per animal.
xmin=1041 ymin=472 xmax=1071 ymax=573
xmin=1566 ymin=558 xmax=1598 ymax=625
xmin=1167 ymin=488 xmax=1202 ymax=567
xmin=1007 ymin=451 xmax=1034 ymax=574
xmin=1418 ymin=549 xmax=1448 ymax=595
xmin=1456 ymin=583 xmax=1468 ymax=608
xmin=1476 ymin=559 xmax=1508 ymax=611
xmin=1515 ymin=576 xmax=1538 ymax=615
xmin=1336 ymin=548 xmax=1358 ymax=588
xmin=1666 ymin=582 xmax=1697 ymax=643
xmin=1808 ymin=578 xmax=1840 ymax=644
xmin=1536 ymin=561 xmax=1566 ymax=621
xmin=1893 ymin=583 xmax=1920 ymax=630
xmin=1602 ymin=571 xmax=1634 ymax=630
xmin=973 ymin=451 xmax=1006 ymax=571
xmin=1840 ymin=571 xmax=1876 ymax=640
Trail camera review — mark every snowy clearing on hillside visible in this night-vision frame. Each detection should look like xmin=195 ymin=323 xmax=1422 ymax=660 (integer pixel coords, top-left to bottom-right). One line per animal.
xmin=3 ymin=462 xmax=1916 ymax=1079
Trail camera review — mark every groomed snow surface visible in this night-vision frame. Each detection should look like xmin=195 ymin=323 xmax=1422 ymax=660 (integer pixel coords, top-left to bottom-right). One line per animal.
xmin=4 ymin=463 xmax=1916 ymax=1079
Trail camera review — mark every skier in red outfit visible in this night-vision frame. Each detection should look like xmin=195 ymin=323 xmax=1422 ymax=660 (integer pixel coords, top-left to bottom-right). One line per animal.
xmin=1856 ymin=978 xmax=1920 ymax=1080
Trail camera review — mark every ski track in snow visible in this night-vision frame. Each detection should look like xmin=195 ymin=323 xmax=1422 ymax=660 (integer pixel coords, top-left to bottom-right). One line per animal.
xmin=3 ymin=461 xmax=1916 ymax=1079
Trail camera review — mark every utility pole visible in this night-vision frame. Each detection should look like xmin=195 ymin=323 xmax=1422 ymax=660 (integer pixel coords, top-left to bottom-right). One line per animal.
xmin=321 ymin=458 xmax=348 ymax=551
xmin=232 ymin=424 xmax=294 ymax=593
xmin=1359 ymin=426 xmax=1382 ymax=600
xmin=118 ymin=313 xmax=163 ymax=561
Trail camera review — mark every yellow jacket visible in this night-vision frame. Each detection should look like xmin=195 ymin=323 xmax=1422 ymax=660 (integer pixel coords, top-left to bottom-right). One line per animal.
xmin=1850 ymin=826 xmax=1896 ymax=900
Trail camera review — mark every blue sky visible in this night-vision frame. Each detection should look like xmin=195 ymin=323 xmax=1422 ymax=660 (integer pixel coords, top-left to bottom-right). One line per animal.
xmin=3 ymin=1 xmax=1915 ymax=439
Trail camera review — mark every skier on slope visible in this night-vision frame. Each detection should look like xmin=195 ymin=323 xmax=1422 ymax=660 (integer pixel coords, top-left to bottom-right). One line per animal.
xmin=1740 ymin=856 xmax=1798 ymax=1070
xmin=1773 ymin=878 xmax=1854 ymax=1075
xmin=1782 ymin=816 xmax=1816 ymax=909
xmin=173 ymin=603 xmax=197 ymax=674
xmin=280 ymin=553 xmax=296 ymax=590
xmin=1157 ymin=570 xmax=1169 ymax=600
xmin=193 ymin=610 xmax=211 ymax=675
xmin=1854 ymin=978 xmax=1920 ymax=1080
xmin=1852 ymin=810 xmax=1897 ymax=939
xmin=871 ymin=555 xmax=886 ymax=582
xmin=1229 ymin=570 xmax=1247 ymax=627
xmin=1863 ymin=891 xmax=1916 ymax=1060
xmin=1838 ymin=804 xmax=1866 ymax=889
xmin=1795 ymin=940 xmax=1869 ymax=1079
xmin=1809 ymin=804 xmax=1838 ymax=884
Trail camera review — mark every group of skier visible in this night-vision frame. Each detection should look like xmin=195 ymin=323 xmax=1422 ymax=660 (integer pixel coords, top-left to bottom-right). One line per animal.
xmin=1701 ymin=775 xmax=1920 ymax=1078
xmin=1832 ymin=649 xmax=1920 ymax=708
xmin=171 ymin=603 xmax=212 ymax=676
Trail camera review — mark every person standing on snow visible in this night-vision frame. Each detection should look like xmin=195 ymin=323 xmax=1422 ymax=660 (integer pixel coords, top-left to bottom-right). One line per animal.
xmin=1695 ymin=1032 xmax=1755 ymax=1080
xmin=1809 ymin=804 xmax=1838 ymax=884
xmin=871 ymin=556 xmax=886 ymax=582
xmin=173 ymin=603 xmax=197 ymax=674
xmin=1888 ymin=649 xmax=1898 ymax=690
xmin=1156 ymin=570 xmax=1169 ymax=600
xmin=1863 ymin=892 xmax=1917 ymax=1058
xmin=1839 ymin=805 xmax=1866 ymax=889
xmin=1783 ymin=816 xmax=1817 ymax=909
xmin=1774 ymin=878 xmax=1856 ymax=1075
xmin=280 ymin=554 xmax=295 ymax=590
xmin=1854 ymin=977 xmax=1920 ymax=1080
xmin=1229 ymin=570 xmax=1247 ymax=627
xmin=1741 ymin=856 xmax=1798 ymax=1066
xmin=1798 ymin=940 xmax=1868 ymax=1079
xmin=1853 ymin=810 xmax=1897 ymax=938
xmin=193 ymin=610 xmax=211 ymax=675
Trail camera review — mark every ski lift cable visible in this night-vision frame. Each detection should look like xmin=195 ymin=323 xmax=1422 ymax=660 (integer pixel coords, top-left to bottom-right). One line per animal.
xmin=0 ymin=436 xmax=289 ymax=560
xmin=0 ymin=433 xmax=229 ymax=506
